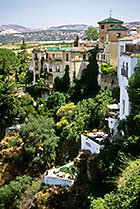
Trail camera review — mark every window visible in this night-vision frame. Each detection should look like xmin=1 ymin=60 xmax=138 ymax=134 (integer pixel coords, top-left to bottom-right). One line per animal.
xmin=101 ymin=54 xmax=105 ymax=60
xmin=120 ymin=45 xmax=124 ymax=55
xmin=46 ymin=53 xmax=48 ymax=59
xmin=101 ymin=25 xmax=104 ymax=29
xmin=86 ymin=142 xmax=91 ymax=147
xmin=110 ymin=24 xmax=114 ymax=28
xmin=121 ymin=62 xmax=125 ymax=76
xmin=123 ymin=99 xmax=125 ymax=115
xmin=49 ymin=66 xmax=52 ymax=72
xmin=117 ymin=33 xmax=121 ymax=38
xmin=56 ymin=65 xmax=60 ymax=72
xmin=53 ymin=54 xmax=55 ymax=59
xmin=83 ymin=54 xmax=86 ymax=60
xmin=101 ymin=37 xmax=104 ymax=41
xmin=66 ymin=53 xmax=69 ymax=61
xmin=44 ymin=65 xmax=47 ymax=73
xmin=126 ymin=62 xmax=128 ymax=78
xmin=34 ymin=53 xmax=38 ymax=60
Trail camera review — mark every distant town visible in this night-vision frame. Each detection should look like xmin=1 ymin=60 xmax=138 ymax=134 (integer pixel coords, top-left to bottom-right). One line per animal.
xmin=0 ymin=21 xmax=140 ymax=44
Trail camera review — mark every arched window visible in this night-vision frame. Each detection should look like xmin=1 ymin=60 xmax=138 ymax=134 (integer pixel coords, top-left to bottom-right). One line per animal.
xmin=56 ymin=65 xmax=60 ymax=72
xmin=44 ymin=65 xmax=47 ymax=73
xmin=49 ymin=66 xmax=52 ymax=72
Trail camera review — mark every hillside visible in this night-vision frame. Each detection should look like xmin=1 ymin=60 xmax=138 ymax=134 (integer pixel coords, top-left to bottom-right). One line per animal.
xmin=0 ymin=24 xmax=32 ymax=34
xmin=123 ymin=21 xmax=140 ymax=28
xmin=0 ymin=24 xmax=89 ymax=44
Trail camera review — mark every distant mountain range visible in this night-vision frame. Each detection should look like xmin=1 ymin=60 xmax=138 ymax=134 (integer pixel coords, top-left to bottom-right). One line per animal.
xmin=48 ymin=24 xmax=89 ymax=31
xmin=0 ymin=24 xmax=89 ymax=35
xmin=123 ymin=21 xmax=140 ymax=29
xmin=0 ymin=21 xmax=140 ymax=35
xmin=0 ymin=24 xmax=32 ymax=34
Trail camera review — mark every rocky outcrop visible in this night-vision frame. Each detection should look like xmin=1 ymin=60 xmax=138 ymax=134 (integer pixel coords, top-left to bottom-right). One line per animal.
xmin=0 ymin=135 xmax=23 ymax=187
xmin=98 ymin=72 xmax=118 ymax=89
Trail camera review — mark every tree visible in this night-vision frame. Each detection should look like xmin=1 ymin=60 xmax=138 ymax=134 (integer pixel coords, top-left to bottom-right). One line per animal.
xmin=56 ymin=102 xmax=76 ymax=128
xmin=0 ymin=175 xmax=32 ymax=209
xmin=19 ymin=116 xmax=59 ymax=170
xmin=101 ymin=63 xmax=117 ymax=75
xmin=127 ymin=61 xmax=140 ymax=107
xmin=62 ymin=65 xmax=70 ymax=93
xmin=0 ymin=81 xmax=20 ymax=138
xmin=21 ymin=37 xmax=27 ymax=50
xmin=17 ymin=93 xmax=37 ymax=122
xmin=54 ymin=65 xmax=70 ymax=93
xmin=85 ymin=26 xmax=98 ymax=41
xmin=74 ymin=34 xmax=79 ymax=47
xmin=90 ymin=158 xmax=140 ymax=209
xmin=45 ymin=91 xmax=66 ymax=115
xmin=0 ymin=48 xmax=20 ymax=81
xmin=17 ymin=39 xmax=30 ymax=84
xmin=79 ymin=47 xmax=100 ymax=98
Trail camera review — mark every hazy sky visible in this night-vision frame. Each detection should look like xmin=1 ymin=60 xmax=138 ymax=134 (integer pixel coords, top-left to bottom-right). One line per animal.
xmin=0 ymin=0 xmax=140 ymax=28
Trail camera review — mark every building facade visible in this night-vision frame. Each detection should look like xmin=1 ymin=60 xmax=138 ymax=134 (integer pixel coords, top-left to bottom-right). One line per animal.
xmin=97 ymin=17 xmax=128 ymax=67
xmin=118 ymin=31 xmax=140 ymax=119
xmin=31 ymin=45 xmax=94 ymax=87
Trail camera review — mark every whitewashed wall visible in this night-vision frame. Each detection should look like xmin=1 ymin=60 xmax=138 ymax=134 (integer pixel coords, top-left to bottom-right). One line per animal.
xmin=44 ymin=175 xmax=74 ymax=186
xmin=81 ymin=134 xmax=103 ymax=154
xmin=118 ymin=38 xmax=138 ymax=120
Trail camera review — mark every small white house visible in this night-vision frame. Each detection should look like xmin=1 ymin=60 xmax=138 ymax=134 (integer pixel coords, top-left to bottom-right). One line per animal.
xmin=81 ymin=133 xmax=105 ymax=154
xmin=44 ymin=162 xmax=76 ymax=186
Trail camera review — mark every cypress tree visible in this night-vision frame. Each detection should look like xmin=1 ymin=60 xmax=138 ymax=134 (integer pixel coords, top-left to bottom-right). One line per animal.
xmin=80 ymin=46 xmax=100 ymax=97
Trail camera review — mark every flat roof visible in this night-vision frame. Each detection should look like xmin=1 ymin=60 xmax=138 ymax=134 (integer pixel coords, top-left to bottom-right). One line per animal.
xmin=46 ymin=46 xmax=89 ymax=52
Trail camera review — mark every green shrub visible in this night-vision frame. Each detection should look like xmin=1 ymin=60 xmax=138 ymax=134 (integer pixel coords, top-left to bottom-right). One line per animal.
xmin=90 ymin=197 xmax=104 ymax=209
xmin=8 ymin=137 xmax=22 ymax=147
xmin=90 ymin=159 xmax=140 ymax=209
xmin=101 ymin=63 xmax=117 ymax=75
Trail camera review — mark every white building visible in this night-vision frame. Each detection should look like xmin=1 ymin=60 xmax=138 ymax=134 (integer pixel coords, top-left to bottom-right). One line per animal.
xmin=44 ymin=162 xmax=75 ymax=186
xmin=118 ymin=31 xmax=140 ymax=120
xmin=81 ymin=132 xmax=106 ymax=154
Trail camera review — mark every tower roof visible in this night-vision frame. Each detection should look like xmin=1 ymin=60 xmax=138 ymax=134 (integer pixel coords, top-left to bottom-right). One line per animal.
xmin=107 ymin=24 xmax=128 ymax=31
xmin=98 ymin=17 xmax=123 ymax=24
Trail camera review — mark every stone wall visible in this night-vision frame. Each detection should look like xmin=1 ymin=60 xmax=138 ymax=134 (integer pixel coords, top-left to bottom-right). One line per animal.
xmin=98 ymin=72 xmax=118 ymax=89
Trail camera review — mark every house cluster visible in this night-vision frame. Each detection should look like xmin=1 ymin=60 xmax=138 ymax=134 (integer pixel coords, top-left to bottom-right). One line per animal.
xmin=97 ymin=15 xmax=140 ymax=133
xmin=30 ymin=16 xmax=140 ymax=123
xmin=30 ymin=16 xmax=140 ymax=186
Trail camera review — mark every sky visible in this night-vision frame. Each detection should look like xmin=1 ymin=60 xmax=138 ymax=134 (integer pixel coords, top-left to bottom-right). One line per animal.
xmin=0 ymin=0 xmax=140 ymax=28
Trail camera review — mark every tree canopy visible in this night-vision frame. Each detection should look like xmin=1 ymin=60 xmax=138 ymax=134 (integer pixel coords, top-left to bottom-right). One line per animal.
xmin=0 ymin=48 xmax=20 ymax=81
xmin=19 ymin=115 xmax=59 ymax=169
xmin=85 ymin=26 xmax=98 ymax=41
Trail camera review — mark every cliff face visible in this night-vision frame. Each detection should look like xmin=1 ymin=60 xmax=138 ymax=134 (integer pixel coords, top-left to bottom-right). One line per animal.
xmin=98 ymin=72 xmax=118 ymax=89
xmin=0 ymin=135 xmax=23 ymax=187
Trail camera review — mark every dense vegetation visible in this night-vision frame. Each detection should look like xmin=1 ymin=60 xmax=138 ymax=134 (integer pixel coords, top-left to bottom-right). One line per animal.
xmin=0 ymin=46 xmax=139 ymax=209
